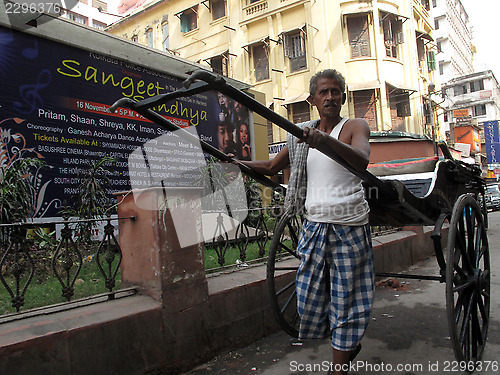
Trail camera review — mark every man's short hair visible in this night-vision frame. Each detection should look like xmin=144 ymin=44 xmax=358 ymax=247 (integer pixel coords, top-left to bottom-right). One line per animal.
xmin=309 ymin=69 xmax=346 ymax=95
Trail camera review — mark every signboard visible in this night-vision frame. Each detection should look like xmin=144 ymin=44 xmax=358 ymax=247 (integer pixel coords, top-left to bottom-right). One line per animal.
xmin=0 ymin=26 xmax=252 ymax=217
xmin=454 ymin=125 xmax=480 ymax=153
xmin=455 ymin=116 xmax=472 ymax=126
xmin=454 ymin=142 xmax=471 ymax=157
xmin=480 ymin=90 xmax=492 ymax=99
xmin=484 ymin=120 xmax=500 ymax=164
xmin=268 ymin=142 xmax=286 ymax=158
xmin=453 ymin=109 xmax=469 ymax=118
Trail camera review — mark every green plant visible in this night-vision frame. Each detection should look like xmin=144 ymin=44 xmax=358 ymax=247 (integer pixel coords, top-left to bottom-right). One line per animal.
xmin=32 ymin=228 xmax=59 ymax=250
xmin=0 ymin=158 xmax=44 ymax=224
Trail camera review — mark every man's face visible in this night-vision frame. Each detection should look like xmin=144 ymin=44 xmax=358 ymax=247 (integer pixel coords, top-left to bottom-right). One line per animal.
xmin=311 ymin=78 xmax=346 ymax=120
xmin=218 ymin=93 xmax=229 ymax=110
xmin=218 ymin=124 xmax=233 ymax=151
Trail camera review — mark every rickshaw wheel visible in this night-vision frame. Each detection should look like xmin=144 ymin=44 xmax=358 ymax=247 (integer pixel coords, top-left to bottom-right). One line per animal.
xmin=446 ymin=194 xmax=490 ymax=365
xmin=266 ymin=214 xmax=302 ymax=338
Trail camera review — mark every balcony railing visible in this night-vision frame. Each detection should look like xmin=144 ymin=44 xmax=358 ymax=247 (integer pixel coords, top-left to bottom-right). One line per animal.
xmin=241 ymin=0 xmax=306 ymax=24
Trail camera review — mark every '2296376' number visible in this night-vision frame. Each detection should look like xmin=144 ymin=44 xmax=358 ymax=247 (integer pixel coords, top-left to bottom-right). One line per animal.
xmin=443 ymin=361 xmax=498 ymax=372
xmin=5 ymin=2 xmax=61 ymax=14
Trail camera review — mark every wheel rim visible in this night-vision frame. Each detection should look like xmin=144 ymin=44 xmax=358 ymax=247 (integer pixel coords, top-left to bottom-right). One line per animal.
xmin=266 ymin=214 xmax=302 ymax=337
xmin=446 ymin=194 xmax=490 ymax=363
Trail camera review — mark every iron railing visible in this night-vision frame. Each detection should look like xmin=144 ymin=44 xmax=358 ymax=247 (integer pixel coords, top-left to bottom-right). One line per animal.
xmin=0 ymin=204 xmax=399 ymax=315
xmin=0 ymin=214 xmax=132 ymax=315
xmin=204 ymin=205 xmax=399 ymax=273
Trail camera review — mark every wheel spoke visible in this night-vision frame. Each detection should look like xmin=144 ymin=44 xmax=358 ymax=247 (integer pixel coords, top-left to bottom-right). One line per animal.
xmin=276 ymin=279 xmax=296 ymax=297
xmin=280 ymin=288 xmax=297 ymax=314
xmin=278 ymin=242 xmax=298 ymax=258
xmin=454 ymin=290 xmax=466 ymax=324
xmin=267 ymin=215 xmax=301 ymax=338
xmin=476 ymin=293 xmax=489 ymax=325
xmin=453 ymin=278 xmax=475 ymax=294
xmin=459 ymin=290 xmax=475 ymax=348
xmin=455 ymin=230 xmax=474 ymax=274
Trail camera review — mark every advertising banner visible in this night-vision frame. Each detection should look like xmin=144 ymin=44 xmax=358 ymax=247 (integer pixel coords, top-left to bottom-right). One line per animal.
xmin=0 ymin=26 xmax=251 ymax=218
xmin=484 ymin=120 xmax=500 ymax=164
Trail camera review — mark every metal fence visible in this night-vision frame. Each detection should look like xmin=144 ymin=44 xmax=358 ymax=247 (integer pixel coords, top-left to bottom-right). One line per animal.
xmin=0 ymin=206 xmax=399 ymax=316
xmin=0 ymin=214 xmax=130 ymax=315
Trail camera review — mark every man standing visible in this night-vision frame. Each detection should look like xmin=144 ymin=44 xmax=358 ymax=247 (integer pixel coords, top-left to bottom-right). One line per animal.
xmin=239 ymin=69 xmax=373 ymax=375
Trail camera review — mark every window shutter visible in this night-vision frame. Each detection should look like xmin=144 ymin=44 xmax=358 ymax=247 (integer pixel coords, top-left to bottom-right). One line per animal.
xmin=383 ymin=19 xmax=392 ymax=46
xmin=427 ymin=50 xmax=436 ymax=72
xmin=396 ymin=91 xmax=411 ymax=117
xmin=347 ymin=16 xmax=371 ymax=58
xmin=283 ymin=34 xmax=292 ymax=57
xmin=394 ymin=19 xmax=404 ymax=45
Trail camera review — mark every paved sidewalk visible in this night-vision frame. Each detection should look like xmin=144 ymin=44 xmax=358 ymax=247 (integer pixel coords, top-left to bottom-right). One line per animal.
xmin=185 ymin=214 xmax=500 ymax=375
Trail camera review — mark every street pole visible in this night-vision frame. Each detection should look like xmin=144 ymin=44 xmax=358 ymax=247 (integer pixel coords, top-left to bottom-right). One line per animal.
xmin=428 ymin=83 xmax=438 ymax=156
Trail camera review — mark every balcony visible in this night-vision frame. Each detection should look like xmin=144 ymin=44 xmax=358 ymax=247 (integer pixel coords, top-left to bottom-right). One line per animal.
xmin=241 ymin=0 xmax=307 ymax=24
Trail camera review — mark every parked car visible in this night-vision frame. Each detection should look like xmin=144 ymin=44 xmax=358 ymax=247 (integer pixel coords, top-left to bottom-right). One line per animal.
xmin=485 ymin=184 xmax=500 ymax=211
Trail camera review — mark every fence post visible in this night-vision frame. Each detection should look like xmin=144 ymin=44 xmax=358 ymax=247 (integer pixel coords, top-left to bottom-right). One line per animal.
xmin=116 ymin=187 xmax=213 ymax=372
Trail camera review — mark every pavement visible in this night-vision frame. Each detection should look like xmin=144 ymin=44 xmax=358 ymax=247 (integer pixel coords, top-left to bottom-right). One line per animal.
xmin=185 ymin=212 xmax=500 ymax=375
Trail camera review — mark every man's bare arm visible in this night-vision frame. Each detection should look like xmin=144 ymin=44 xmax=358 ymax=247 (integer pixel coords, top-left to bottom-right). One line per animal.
xmin=302 ymin=119 xmax=370 ymax=171
xmin=238 ymin=146 xmax=290 ymax=176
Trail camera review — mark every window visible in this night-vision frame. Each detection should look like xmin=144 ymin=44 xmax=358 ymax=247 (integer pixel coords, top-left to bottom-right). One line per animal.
xmin=347 ymin=16 xmax=371 ymax=58
xmin=381 ymin=12 xmax=404 ymax=58
xmin=291 ymin=101 xmax=310 ymax=124
xmin=427 ymin=51 xmax=436 ymax=72
xmin=422 ymin=0 xmax=430 ymax=11
xmin=180 ymin=7 xmax=197 ymax=33
xmin=145 ymin=28 xmax=154 ymax=48
xmin=439 ymin=61 xmax=444 ymax=75
xmin=92 ymin=20 xmax=106 ymax=30
xmin=131 ymin=35 xmax=138 ymax=42
xmin=423 ymin=100 xmax=432 ymax=124
xmin=210 ymin=53 xmax=228 ymax=76
xmin=396 ymin=91 xmax=411 ymax=117
xmin=416 ymin=38 xmax=425 ymax=61
xmin=436 ymin=41 xmax=442 ymax=52
xmin=162 ymin=22 xmax=169 ymax=51
xmin=61 ymin=10 xmax=88 ymax=25
xmin=252 ymin=42 xmax=269 ymax=82
xmin=353 ymin=90 xmax=378 ymax=131
xmin=432 ymin=0 xmax=437 ymax=7
xmin=470 ymin=79 xmax=484 ymax=92
xmin=454 ymin=85 xmax=467 ymax=95
xmin=434 ymin=19 xmax=439 ymax=30
xmin=283 ymin=30 xmax=307 ymax=72
xmin=473 ymin=104 xmax=486 ymax=116
xmin=211 ymin=0 xmax=226 ymax=21
xmin=387 ymin=84 xmax=410 ymax=131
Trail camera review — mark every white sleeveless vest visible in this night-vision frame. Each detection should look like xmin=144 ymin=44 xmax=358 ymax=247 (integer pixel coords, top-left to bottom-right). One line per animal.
xmin=305 ymin=118 xmax=369 ymax=225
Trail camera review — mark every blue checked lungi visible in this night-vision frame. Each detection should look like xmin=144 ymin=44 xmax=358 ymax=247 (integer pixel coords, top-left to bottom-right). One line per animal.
xmin=296 ymin=219 xmax=374 ymax=351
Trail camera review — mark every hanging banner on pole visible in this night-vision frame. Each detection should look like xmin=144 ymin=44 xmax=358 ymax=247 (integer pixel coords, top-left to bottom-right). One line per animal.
xmin=484 ymin=120 xmax=500 ymax=164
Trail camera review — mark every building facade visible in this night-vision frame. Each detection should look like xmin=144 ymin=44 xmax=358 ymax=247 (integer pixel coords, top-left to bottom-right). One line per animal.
xmin=107 ymin=0 xmax=438 ymax=147
xmin=59 ymin=0 xmax=121 ymax=29
xmin=429 ymin=0 xmax=474 ymax=85
xmin=442 ymin=70 xmax=500 ymax=175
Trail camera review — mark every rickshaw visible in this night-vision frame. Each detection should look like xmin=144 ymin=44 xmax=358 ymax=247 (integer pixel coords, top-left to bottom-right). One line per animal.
xmin=110 ymin=70 xmax=489 ymax=364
